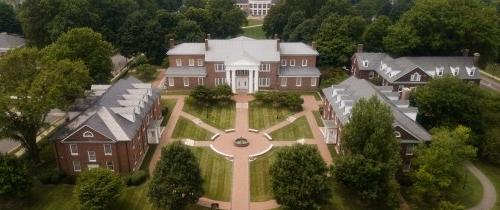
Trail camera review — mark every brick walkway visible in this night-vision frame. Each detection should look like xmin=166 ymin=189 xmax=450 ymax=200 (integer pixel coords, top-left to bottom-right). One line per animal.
xmin=150 ymin=94 xmax=332 ymax=210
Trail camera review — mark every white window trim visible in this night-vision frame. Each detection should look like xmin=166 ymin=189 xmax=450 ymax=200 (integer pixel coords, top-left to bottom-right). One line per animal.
xmin=198 ymin=77 xmax=204 ymax=85
xmin=406 ymin=144 xmax=415 ymax=156
xmin=183 ymin=77 xmax=189 ymax=87
xmin=88 ymin=151 xmax=96 ymax=162
xmin=215 ymin=78 xmax=225 ymax=86
xmin=168 ymin=78 xmax=174 ymax=87
xmin=215 ymin=64 xmax=225 ymax=72
xmin=175 ymin=59 xmax=182 ymax=67
xmin=104 ymin=144 xmax=112 ymax=156
xmin=311 ymin=77 xmax=317 ymax=87
xmin=281 ymin=77 xmax=287 ymax=87
xmin=83 ymin=131 xmax=94 ymax=138
xmin=290 ymin=59 xmax=296 ymax=66
xmin=259 ymin=78 xmax=270 ymax=87
xmin=410 ymin=73 xmax=421 ymax=82
xmin=302 ymin=59 xmax=308 ymax=67
xmin=73 ymin=160 xmax=81 ymax=172
xmin=281 ymin=59 xmax=287 ymax=67
xmin=296 ymin=77 xmax=302 ymax=86
xmin=394 ymin=131 xmax=402 ymax=138
xmin=70 ymin=144 xmax=78 ymax=156
xmin=197 ymin=59 xmax=203 ymax=66
xmin=188 ymin=59 xmax=195 ymax=66
xmin=363 ymin=60 xmax=369 ymax=67
xmin=106 ymin=161 xmax=114 ymax=171
xmin=369 ymin=71 xmax=375 ymax=79
xmin=260 ymin=63 xmax=271 ymax=72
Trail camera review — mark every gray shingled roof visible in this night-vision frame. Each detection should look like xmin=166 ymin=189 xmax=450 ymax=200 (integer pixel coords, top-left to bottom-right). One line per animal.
xmin=279 ymin=67 xmax=321 ymax=77
xmin=165 ymin=67 xmax=207 ymax=77
xmin=55 ymin=77 xmax=160 ymax=142
xmin=0 ymin=33 xmax=25 ymax=52
xmin=279 ymin=43 xmax=319 ymax=55
xmin=354 ymin=52 xmax=481 ymax=82
xmin=322 ymin=76 xmax=431 ymax=142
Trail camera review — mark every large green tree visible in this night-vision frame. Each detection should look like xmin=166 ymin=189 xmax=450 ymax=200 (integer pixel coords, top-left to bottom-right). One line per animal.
xmin=0 ymin=48 xmax=90 ymax=164
xmin=0 ymin=2 xmax=22 ymax=34
xmin=384 ymin=0 xmax=500 ymax=63
xmin=156 ymin=0 xmax=182 ymax=11
xmin=87 ymin=0 xmax=137 ymax=45
xmin=75 ymin=168 xmax=124 ymax=210
xmin=363 ymin=16 xmax=392 ymax=52
xmin=148 ymin=142 xmax=203 ymax=210
xmin=43 ymin=28 xmax=113 ymax=84
xmin=410 ymin=126 xmax=476 ymax=208
xmin=270 ymin=145 xmax=331 ymax=210
xmin=205 ymin=0 xmax=246 ymax=38
xmin=0 ymin=154 xmax=33 ymax=197
xmin=282 ymin=11 xmax=305 ymax=41
xmin=332 ymin=96 xmax=400 ymax=208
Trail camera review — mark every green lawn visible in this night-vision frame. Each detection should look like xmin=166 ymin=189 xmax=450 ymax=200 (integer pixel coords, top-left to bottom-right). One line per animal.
xmin=246 ymin=18 xmax=263 ymax=26
xmin=270 ymin=116 xmax=313 ymax=141
xmin=328 ymin=145 xmax=340 ymax=163
xmin=474 ymin=161 xmax=500 ymax=209
xmin=191 ymin=147 xmax=233 ymax=201
xmin=172 ymin=117 xmax=214 ymax=141
xmin=161 ymin=98 xmax=177 ymax=126
xmin=243 ymin=26 xmax=266 ymax=39
xmin=313 ymin=110 xmax=324 ymax=127
xmin=250 ymin=149 xmax=280 ymax=202
xmin=249 ymin=101 xmax=295 ymax=130
xmin=183 ymin=101 xmax=235 ymax=130
xmin=447 ymin=165 xmax=483 ymax=208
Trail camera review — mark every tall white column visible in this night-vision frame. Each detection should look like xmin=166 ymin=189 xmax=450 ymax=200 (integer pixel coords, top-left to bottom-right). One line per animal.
xmin=254 ymin=69 xmax=259 ymax=92
xmin=225 ymin=69 xmax=230 ymax=84
xmin=249 ymin=69 xmax=254 ymax=93
xmin=231 ymin=70 xmax=236 ymax=93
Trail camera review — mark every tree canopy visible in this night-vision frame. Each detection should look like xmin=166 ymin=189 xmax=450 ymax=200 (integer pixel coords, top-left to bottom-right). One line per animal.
xmin=43 ymin=28 xmax=113 ymax=84
xmin=0 ymin=154 xmax=33 ymax=197
xmin=0 ymin=2 xmax=22 ymax=34
xmin=75 ymin=168 xmax=124 ymax=210
xmin=363 ymin=16 xmax=392 ymax=52
xmin=270 ymin=145 xmax=331 ymax=209
xmin=148 ymin=142 xmax=203 ymax=210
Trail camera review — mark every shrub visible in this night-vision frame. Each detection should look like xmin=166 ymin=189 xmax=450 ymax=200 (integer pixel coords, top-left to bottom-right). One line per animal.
xmin=253 ymin=91 xmax=303 ymax=111
xmin=0 ymin=154 xmax=33 ymax=197
xmin=135 ymin=64 xmax=157 ymax=81
xmin=75 ymin=168 xmax=124 ymax=210
xmin=38 ymin=168 xmax=63 ymax=184
xmin=124 ymin=170 xmax=149 ymax=186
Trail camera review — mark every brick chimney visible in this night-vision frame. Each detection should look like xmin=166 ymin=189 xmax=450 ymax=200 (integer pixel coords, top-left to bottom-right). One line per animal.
xmin=205 ymin=39 xmax=209 ymax=51
xmin=169 ymin=39 xmax=175 ymax=49
xmin=207 ymin=34 xmax=211 ymax=39
xmin=312 ymin=41 xmax=317 ymax=50
xmin=275 ymin=34 xmax=280 ymax=51
xmin=357 ymin=44 xmax=363 ymax=53
xmin=473 ymin=52 xmax=480 ymax=66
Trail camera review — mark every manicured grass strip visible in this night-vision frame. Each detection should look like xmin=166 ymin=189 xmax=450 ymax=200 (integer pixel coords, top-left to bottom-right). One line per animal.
xmin=250 ymin=149 xmax=280 ymax=202
xmin=183 ymin=102 xmax=235 ymax=130
xmin=172 ymin=117 xmax=214 ymax=141
xmin=161 ymin=98 xmax=177 ymax=126
xmin=243 ymin=26 xmax=266 ymax=39
xmin=321 ymin=182 xmax=367 ymax=210
xmin=447 ymin=165 xmax=483 ymax=208
xmin=165 ymin=90 xmax=192 ymax=95
xmin=249 ymin=101 xmax=294 ymax=130
xmin=26 ymin=184 xmax=78 ymax=210
xmin=246 ymin=19 xmax=263 ymax=26
xmin=327 ymin=145 xmax=340 ymax=163
xmin=313 ymin=110 xmax=324 ymax=127
xmin=270 ymin=117 xmax=313 ymax=141
xmin=474 ymin=161 xmax=500 ymax=210
xmin=191 ymin=147 xmax=232 ymax=202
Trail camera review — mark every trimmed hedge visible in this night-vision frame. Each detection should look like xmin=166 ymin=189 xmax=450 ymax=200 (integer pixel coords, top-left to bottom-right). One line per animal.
xmin=123 ymin=170 xmax=149 ymax=186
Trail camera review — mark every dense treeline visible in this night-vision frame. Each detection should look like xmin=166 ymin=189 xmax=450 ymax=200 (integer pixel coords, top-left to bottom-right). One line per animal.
xmin=264 ymin=0 xmax=500 ymax=66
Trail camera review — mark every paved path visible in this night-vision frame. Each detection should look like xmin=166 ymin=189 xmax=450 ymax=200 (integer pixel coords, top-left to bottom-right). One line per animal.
xmin=302 ymin=95 xmax=333 ymax=165
xmin=260 ymin=111 xmax=306 ymax=133
xmin=480 ymin=71 xmax=500 ymax=92
xmin=466 ymin=161 xmax=497 ymax=210
xmin=241 ymin=24 xmax=263 ymax=29
xmin=180 ymin=112 xmax=225 ymax=134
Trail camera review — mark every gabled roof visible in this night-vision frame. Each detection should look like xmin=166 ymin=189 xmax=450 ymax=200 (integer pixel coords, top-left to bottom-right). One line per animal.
xmin=56 ymin=77 xmax=160 ymax=142
xmin=353 ymin=52 xmax=481 ymax=82
xmin=0 ymin=32 xmax=25 ymax=51
xmin=322 ymin=76 xmax=431 ymax=142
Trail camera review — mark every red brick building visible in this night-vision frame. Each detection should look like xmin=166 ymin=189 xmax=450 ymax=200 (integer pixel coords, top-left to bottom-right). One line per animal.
xmin=53 ymin=77 xmax=162 ymax=175
xmin=351 ymin=45 xmax=481 ymax=92
xmin=164 ymin=36 xmax=320 ymax=93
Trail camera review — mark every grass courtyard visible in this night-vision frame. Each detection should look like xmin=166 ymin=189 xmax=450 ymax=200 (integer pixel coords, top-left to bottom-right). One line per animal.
xmin=270 ymin=116 xmax=313 ymax=141
xmin=249 ymin=101 xmax=295 ymax=130
xmin=243 ymin=26 xmax=266 ymax=39
xmin=183 ymin=101 xmax=235 ymax=130
xmin=172 ymin=117 xmax=214 ymax=141
xmin=161 ymin=98 xmax=177 ymax=126
xmin=191 ymin=147 xmax=233 ymax=201
xmin=250 ymin=149 xmax=280 ymax=202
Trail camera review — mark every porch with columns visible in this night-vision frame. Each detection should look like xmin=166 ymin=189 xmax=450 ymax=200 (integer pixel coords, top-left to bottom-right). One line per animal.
xmin=225 ymin=64 xmax=260 ymax=94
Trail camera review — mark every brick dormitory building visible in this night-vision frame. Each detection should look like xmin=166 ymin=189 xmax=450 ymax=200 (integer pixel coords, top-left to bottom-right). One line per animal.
xmin=53 ymin=77 xmax=162 ymax=175
xmin=164 ymin=36 xmax=321 ymax=93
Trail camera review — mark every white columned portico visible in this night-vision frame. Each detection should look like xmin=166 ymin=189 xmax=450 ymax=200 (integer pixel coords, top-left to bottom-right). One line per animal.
xmin=249 ymin=69 xmax=254 ymax=93
xmin=230 ymin=70 xmax=236 ymax=93
xmin=225 ymin=69 xmax=231 ymax=85
xmin=254 ymin=69 xmax=259 ymax=92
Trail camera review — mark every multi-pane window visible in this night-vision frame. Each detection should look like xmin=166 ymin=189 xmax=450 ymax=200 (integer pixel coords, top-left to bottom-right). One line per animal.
xmin=259 ymin=78 xmax=270 ymax=87
xmin=73 ymin=160 xmax=81 ymax=172
xmin=197 ymin=59 xmax=203 ymax=66
xmin=281 ymin=78 xmax=287 ymax=87
xmin=88 ymin=151 xmax=96 ymax=162
xmin=168 ymin=78 xmax=174 ymax=86
xmin=183 ymin=77 xmax=189 ymax=87
xmin=70 ymin=144 xmax=78 ymax=155
xmin=214 ymin=64 xmax=225 ymax=72
xmin=215 ymin=78 xmax=226 ymax=86
xmin=406 ymin=144 xmax=415 ymax=155
xmin=104 ymin=144 xmax=112 ymax=156
xmin=295 ymin=77 xmax=302 ymax=86
xmin=260 ymin=63 xmax=271 ymax=72
xmin=175 ymin=59 xmax=182 ymax=67
xmin=302 ymin=59 xmax=308 ymax=67
xmin=281 ymin=59 xmax=287 ymax=66
xmin=198 ymin=77 xmax=204 ymax=85
xmin=311 ymin=77 xmax=317 ymax=87
xmin=188 ymin=59 xmax=195 ymax=66
xmin=106 ymin=161 xmax=114 ymax=171
xmin=289 ymin=59 xmax=296 ymax=66
xmin=410 ymin=73 xmax=421 ymax=81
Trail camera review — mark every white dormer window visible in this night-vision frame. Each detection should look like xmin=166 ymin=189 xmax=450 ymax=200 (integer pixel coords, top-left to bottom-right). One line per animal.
xmin=83 ymin=131 xmax=94 ymax=138
xmin=188 ymin=59 xmax=194 ymax=66
xmin=466 ymin=67 xmax=476 ymax=76
xmin=451 ymin=67 xmax=460 ymax=76
xmin=410 ymin=72 xmax=421 ymax=82
xmin=435 ymin=67 xmax=444 ymax=76
xmin=290 ymin=59 xmax=296 ymax=66
xmin=302 ymin=59 xmax=308 ymax=67
xmin=369 ymin=71 xmax=375 ymax=79
xmin=362 ymin=60 xmax=369 ymax=67
xmin=175 ymin=59 xmax=182 ymax=67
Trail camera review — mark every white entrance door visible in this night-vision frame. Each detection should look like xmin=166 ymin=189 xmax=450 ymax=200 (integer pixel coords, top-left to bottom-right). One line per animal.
xmin=236 ymin=77 xmax=248 ymax=89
